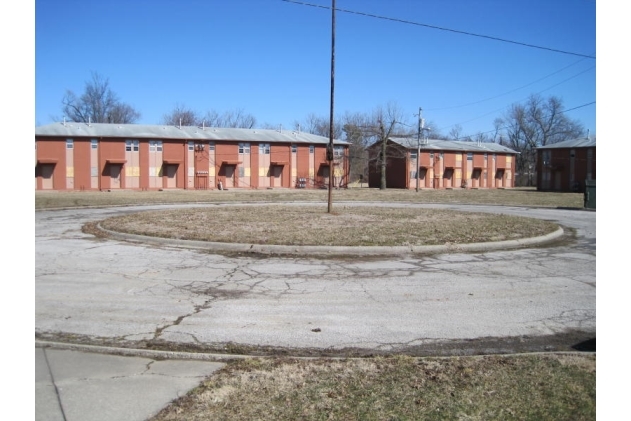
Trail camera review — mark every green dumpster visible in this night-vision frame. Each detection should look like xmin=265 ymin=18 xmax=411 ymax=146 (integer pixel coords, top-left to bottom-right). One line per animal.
xmin=584 ymin=180 xmax=596 ymax=209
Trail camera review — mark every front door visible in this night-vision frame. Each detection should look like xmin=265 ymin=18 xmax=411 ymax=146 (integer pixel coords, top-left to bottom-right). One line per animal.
xmin=41 ymin=164 xmax=54 ymax=190
xmin=272 ymin=166 xmax=282 ymax=187
xmin=472 ymin=169 xmax=481 ymax=188
xmin=495 ymin=169 xmax=504 ymax=188
xmin=444 ymin=169 xmax=453 ymax=188
xmin=165 ymin=165 xmax=177 ymax=188
xmin=110 ymin=165 xmax=121 ymax=189
xmin=224 ymin=165 xmax=235 ymax=188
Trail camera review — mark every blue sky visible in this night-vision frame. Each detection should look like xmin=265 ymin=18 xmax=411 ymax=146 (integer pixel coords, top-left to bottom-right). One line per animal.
xmin=35 ymin=0 xmax=596 ymax=139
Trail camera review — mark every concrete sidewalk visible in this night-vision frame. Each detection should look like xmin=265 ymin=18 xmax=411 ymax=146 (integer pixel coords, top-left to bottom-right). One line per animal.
xmin=36 ymin=346 xmax=225 ymax=421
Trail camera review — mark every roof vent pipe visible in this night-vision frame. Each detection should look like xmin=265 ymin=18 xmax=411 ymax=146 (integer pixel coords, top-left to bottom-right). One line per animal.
xmin=88 ymin=117 xmax=91 ymax=127
xmin=63 ymin=117 xmax=66 ymax=127
xmin=587 ymin=129 xmax=590 ymax=139
xmin=179 ymin=118 xmax=181 ymax=129
xmin=202 ymin=120 xmax=205 ymax=131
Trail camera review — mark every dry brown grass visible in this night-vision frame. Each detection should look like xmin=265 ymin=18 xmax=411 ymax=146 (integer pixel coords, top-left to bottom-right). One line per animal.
xmin=35 ymin=187 xmax=585 ymax=210
xmin=151 ymin=354 xmax=595 ymax=421
xmin=99 ymin=205 xmax=559 ymax=247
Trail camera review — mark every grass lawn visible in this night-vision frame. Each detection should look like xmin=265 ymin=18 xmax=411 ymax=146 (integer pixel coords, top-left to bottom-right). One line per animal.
xmin=151 ymin=354 xmax=595 ymax=421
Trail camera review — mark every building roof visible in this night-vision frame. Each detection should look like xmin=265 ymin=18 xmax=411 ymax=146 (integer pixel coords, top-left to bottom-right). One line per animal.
xmin=536 ymin=136 xmax=596 ymax=149
xmin=385 ymin=137 xmax=519 ymax=154
xmin=35 ymin=122 xmax=349 ymax=145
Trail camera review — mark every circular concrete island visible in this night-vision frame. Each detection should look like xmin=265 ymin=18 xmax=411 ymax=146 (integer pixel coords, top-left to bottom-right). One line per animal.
xmin=94 ymin=204 xmax=562 ymax=256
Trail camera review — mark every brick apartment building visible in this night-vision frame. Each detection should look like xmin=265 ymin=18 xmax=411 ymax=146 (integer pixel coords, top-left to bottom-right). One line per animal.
xmin=536 ymin=136 xmax=596 ymax=193
xmin=35 ymin=122 xmax=349 ymax=191
xmin=367 ymin=137 xmax=519 ymax=189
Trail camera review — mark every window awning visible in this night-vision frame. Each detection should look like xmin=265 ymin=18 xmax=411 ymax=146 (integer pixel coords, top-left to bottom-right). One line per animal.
xmin=37 ymin=158 xmax=58 ymax=165
xmin=162 ymin=159 xmax=182 ymax=165
xmin=221 ymin=160 xmax=241 ymax=165
xmin=271 ymin=161 xmax=288 ymax=166
xmin=319 ymin=162 xmax=341 ymax=167
xmin=106 ymin=159 xmax=127 ymax=164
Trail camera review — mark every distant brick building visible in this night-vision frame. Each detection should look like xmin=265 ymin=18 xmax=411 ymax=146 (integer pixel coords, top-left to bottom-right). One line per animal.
xmin=35 ymin=122 xmax=349 ymax=191
xmin=536 ymin=136 xmax=596 ymax=193
xmin=367 ymin=137 xmax=518 ymax=189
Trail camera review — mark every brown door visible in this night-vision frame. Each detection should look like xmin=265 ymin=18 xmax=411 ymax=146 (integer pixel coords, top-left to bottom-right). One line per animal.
xmin=495 ymin=170 xmax=504 ymax=188
xmin=272 ymin=166 xmax=282 ymax=187
xmin=110 ymin=165 xmax=121 ymax=189
xmin=444 ymin=169 xmax=453 ymax=188
xmin=472 ymin=169 xmax=481 ymax=188
xmin=224 ymin=165 xmax=235 ymax=188
xmin=165 ymin=165 xmax=177 ymax=188
xmin=41 ymin=164 xmax=54 ymax=190
xmin=554 ymin=171 xmax=561 ymax=191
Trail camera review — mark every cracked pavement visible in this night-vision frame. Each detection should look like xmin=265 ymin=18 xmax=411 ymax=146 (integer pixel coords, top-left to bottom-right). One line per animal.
xmin=35 ymin=203 xmax=596 ymax=356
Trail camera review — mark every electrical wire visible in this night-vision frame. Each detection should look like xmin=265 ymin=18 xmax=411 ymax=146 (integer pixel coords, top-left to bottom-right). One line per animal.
xmin=281 ymin=0 xmax=595 ymax=59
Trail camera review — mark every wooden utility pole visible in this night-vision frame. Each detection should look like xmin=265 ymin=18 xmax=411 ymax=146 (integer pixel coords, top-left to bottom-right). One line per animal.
xmin=327 ymin=0 xmax=336 ymax=213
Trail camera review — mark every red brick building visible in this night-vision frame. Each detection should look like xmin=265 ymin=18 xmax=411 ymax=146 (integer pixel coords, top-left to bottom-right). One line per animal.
xmin=536 ymin=136 xmax=596 ymax=193
xmin=367 ymin=137 xmax=518 ymax=189
xmin=35 ymin=123 xmax=350 ymax=191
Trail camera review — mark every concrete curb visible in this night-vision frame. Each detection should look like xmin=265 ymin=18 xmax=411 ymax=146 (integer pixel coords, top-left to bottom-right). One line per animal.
xmin=35 ymin=340 xmax=250 ymax=362
xmin=97 ymin=224 xmax=564 ymax=256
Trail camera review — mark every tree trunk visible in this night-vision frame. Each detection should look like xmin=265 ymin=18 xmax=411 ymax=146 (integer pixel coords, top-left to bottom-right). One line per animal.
xmin=380 ymin=137 xmax=387 ymax=189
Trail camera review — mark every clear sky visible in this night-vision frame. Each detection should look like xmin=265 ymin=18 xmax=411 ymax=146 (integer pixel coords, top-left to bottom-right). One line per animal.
xmin=35 ymin=0 xmax=596 ymax=139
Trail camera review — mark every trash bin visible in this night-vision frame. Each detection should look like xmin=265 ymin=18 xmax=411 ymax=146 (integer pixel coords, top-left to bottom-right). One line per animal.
xmin=584 ymin=180 xmax=596 ymax=209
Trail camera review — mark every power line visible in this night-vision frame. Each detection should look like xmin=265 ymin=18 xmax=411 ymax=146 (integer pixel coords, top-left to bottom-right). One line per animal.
xmin=427 ymin=58 xmax=595 ymax=111
xmin=281 ymin=0 xmax=595 ymax=59
xmin=436 ymin=66 xmax=595 ymax=135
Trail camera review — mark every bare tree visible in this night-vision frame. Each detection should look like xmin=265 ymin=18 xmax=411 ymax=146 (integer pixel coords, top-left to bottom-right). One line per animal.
xmin=202 ymin=108 xmax=257 ymax=128
xmin=161 ymin=103 xmax=200 ymax=126
xmin=61 ymin=72 xmax=140 ymax=123
xmin=341 ymin=111 xmax=372 ymax=183
xmin=496 ymin=94 xmax=585 ymax=181
xmin=449 ymin=124 xmax=463 ymax=140
xmin=294 ymin=113 xmax=342 ymax=138
xmin=368 ymin=102 xmax=410 ymax=190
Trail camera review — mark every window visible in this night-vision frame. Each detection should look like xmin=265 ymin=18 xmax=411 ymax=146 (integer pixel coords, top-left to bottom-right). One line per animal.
xmin=430 ymin=152 xmax=434 ymax=159
xmin=91 ymin=139 xmax=98 ymax=149
xmin=66 ymin=139 xmax=73 ymax=149
xmin=259 ymin=143 xmax=270 ymax=154
xmin=542 ymin=150 xmax=550 ymax=164
xmin=440 ymin=152 xmax=444 ymax=159
xmin=291 ymin=144 xmax=297 ymax=153
xmin=126 ymin=140 xmax=139 ymax=152
xmin=149 ymin=140 xmax=163 ymax=152
xmin=188 ymin=141 xmax=194 ymax=151
xmin=239 ymin=142 xmax=250 ymax=154
xmin=570 ymin=149 xmax=576 ymax=158
xmin=334 ymin=145 xmax=344 ymax=157
xmin=309 ymin=145 xmax=314 ymax=154
xmin=467 ymin=152 xmax=473 ymax=160
xmin=410 ymin=151 xmax=417 ymax=159
xmin=209 ymin=142 xmax=215 ymax=151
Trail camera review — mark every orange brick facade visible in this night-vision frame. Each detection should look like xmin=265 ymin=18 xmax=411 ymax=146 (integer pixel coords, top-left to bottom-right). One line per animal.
xmin=35 ymin=124 xmax=349 ymax=191
xmin=367 ymin=139 xmax=517 ymax=189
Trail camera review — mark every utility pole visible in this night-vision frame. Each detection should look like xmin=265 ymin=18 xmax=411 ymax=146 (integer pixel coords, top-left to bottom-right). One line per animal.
xmin=415 ymin=107 xmax=422 ymax=192
xmin=327 ymin=0 xmax=336 ymax=213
